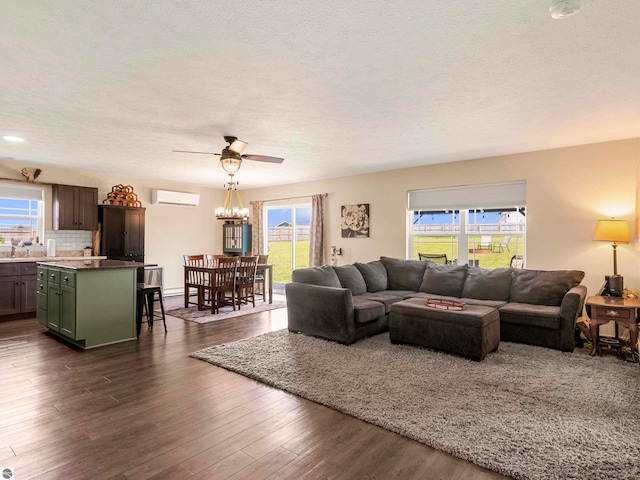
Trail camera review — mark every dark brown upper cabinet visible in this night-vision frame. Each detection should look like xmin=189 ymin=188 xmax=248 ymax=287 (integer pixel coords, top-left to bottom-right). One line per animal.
xmin=52 ymin=184 xmax=98 ymax=231
xmin=98 ymin=205 xmax=145 ymax=262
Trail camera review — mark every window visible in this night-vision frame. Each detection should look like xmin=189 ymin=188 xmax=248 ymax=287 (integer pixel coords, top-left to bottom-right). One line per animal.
xmin=264 ymin=203 xmax=311 ymax=287
xmin=408 ymin=182 xmax=526 ymax=268
xmin=0 ymin=185 xmax=44 ymax=246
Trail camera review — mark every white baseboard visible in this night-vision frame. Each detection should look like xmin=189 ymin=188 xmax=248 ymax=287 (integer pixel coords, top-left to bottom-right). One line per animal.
xmin=163 ymin=287 xmax=184 ymax=297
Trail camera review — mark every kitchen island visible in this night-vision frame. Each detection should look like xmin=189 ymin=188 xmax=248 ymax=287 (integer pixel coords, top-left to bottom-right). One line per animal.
xmin=0 ymin=256 xmax=106 ymax=319
xmin=36 ymin=259 xmax=142 ymax=349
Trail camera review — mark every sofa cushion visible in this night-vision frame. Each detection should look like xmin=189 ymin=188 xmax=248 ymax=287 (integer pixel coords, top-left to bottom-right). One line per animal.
xmin=358 ymin=291 xmax=410 ymax=313
xmin=380 ymin=256 xmax=427 ymax=291
xmin=498 ymin=302 xmax=562 ymax=330
xmin=509 ymin=269 xmax=585 ymax=306
xmin=352 ymin=297 xmax=386 ymax=324
xmin=354 ymin=260 xmax=388 ymax=292
xmin=405 ymin=292 xmax=458 ymax=301
xmin=291 ymin=265 xmax=341 ymax=288
xmin=461 ymin=267 xmax=512 ymax=301
xmin=419 ymin=262 xmax=468 ymax=297
xmin=459 ymin=297 xmax=509 ymax=308
xmin=333 ymin=264 xmax=367 ymax=295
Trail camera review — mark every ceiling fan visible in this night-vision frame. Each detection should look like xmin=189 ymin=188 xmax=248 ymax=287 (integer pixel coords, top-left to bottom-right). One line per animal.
xmin=173 ymin=135 xmax=284 ymax=175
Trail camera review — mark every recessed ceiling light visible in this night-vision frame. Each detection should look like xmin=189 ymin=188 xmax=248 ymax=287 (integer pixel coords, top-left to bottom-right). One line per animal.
xmin=550 ymin=0 xmax=581 ymax=19
xmin=3 ymin=135 xmax=25 ymax=143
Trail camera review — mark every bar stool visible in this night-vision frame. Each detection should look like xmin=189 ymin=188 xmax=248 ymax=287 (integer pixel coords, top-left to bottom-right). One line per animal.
xmin=136 ymin=283 xmax=167 ymax=338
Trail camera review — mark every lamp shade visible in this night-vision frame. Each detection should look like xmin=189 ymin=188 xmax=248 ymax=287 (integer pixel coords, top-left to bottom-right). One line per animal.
xmin=593 ymin=219 xmax=631 ymax=243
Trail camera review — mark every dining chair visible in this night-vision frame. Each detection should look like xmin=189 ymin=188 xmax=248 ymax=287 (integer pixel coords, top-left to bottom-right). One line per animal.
xmin=183 ymin=254 xmax=209 ymax=309
xmin=255 ymin=254 xmax=269 ymax=302
xmin=211 ymin=256 xmax=239 ymax=313
xmin=236 ymin=256 xmax=258 ymax=309
xmin=205 ymin=254 xmax=225 ymax=266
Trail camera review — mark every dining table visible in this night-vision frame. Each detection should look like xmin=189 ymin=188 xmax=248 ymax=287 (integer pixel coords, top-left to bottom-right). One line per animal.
xmin=183 ymin=263 xmax=273 ymax=311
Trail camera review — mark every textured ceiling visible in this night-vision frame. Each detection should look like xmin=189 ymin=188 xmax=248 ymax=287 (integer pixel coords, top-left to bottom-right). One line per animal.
xmin=1 ymin=0 xmax=640 ymax=188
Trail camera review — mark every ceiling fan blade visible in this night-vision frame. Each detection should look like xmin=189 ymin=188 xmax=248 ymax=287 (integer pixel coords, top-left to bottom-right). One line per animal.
xmin=242 ymin=154 xmax=284 ymax=164
xmin=172 ymin=150 xmax=217 ymax=155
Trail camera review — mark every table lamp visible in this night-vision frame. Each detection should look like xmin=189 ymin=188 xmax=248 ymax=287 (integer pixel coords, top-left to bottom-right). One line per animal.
xmin=593 ymin=219 xmax=631 ymax=296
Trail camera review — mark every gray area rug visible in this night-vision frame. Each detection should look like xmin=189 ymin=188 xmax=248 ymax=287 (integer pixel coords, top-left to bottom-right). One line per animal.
xmin=167 ymin=301 xmax=286 ymax=323
xmin=191 ymin=330 xmax=640 ymax=480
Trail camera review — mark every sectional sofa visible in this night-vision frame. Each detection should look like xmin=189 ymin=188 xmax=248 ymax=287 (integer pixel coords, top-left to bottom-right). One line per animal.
xmin=285 ymin=256 xmax=587 ymax=352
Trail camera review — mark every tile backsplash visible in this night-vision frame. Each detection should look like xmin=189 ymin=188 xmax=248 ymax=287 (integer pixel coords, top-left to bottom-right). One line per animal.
xmin=44 ymin=230 xmax=93 ymax=250
xmin=0 ymin=230 xmax=93 ymax=257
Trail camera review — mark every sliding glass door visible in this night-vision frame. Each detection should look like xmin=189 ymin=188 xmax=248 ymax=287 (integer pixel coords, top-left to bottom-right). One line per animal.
xmin=265 ymin=204 xmax=311 ymax=289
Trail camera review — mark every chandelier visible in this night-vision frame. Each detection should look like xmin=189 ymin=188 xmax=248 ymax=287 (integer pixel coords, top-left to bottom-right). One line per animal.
xmin=215 ymin=176 xmax=249 ymax=222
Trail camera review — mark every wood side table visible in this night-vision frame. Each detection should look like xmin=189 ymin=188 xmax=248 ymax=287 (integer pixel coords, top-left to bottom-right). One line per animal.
xmin=586 ymin=296 xmax=639 ymax=361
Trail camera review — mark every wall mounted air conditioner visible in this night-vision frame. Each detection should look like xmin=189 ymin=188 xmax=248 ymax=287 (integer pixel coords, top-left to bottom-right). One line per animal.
xmin=151 ymin=189 xmax=200 ymax=206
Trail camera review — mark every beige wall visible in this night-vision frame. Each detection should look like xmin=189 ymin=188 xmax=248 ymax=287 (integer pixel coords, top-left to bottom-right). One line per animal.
xmin=242 ymin=138 xmax=640 ymax=306
xmin=2 ymin=137 xmax=639 ymax=304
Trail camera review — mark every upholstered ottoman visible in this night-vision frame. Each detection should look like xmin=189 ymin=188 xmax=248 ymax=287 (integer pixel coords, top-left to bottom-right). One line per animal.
xmin=389 ymin=297 xmax=500 ymax=361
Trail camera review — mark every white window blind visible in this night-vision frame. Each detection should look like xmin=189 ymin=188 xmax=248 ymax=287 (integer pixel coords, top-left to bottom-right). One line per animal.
xmin=408 ymin=180 xmax=526 ymax=211
xmin=0 ymin=185 xmax=44 ymax=201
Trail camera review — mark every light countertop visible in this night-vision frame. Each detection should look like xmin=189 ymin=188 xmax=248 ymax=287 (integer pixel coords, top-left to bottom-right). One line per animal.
xmin=0 ymin=256 xmax=107 ymax=263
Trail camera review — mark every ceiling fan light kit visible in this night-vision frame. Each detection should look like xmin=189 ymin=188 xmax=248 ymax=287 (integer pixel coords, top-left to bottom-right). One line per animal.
xmin=550 ymin=0 xmax=581 ymax=19
xmin=220 ymin=154 xmax=243 ymax=174
xmin=173 ymin=134 xmax=284 ymax=221
xmin=220 ymin=135 xmax=247 ymax=174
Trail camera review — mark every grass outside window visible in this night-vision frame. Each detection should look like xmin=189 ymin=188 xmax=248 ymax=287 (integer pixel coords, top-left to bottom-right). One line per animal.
xmin=413 ymin=235 xmax=524 ymax=269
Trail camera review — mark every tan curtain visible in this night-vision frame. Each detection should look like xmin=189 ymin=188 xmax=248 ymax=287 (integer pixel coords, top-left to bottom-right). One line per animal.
xmin=249 ymin=200 xmax=264 ymax=255
xmin=309 ymin=194 xmax=325 ymax=266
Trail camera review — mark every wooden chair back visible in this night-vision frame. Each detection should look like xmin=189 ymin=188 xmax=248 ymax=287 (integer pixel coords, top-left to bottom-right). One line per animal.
xmin=237 ymin=256 xmax=258 ymax=286
xmin=211 ymin=256 xmax=239 ymax=313
xmin=184 ymin=254 xmax=206 ymax=283
xmin=254 ymin=255 xmax=269 ymax=302
xmin=183 ymin=255 xmax=208 ymax=309
xmin=205 ymin=254 xmax=225 ymax=266
xmin=236 ymin=256 xmax=258 ymax=308
xmin=183 ymin=254 xmax=205 ymax=266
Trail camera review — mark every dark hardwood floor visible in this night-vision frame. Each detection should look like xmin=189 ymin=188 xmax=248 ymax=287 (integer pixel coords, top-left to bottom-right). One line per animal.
xmin=0 ymin=296 xmax=510 ymax=480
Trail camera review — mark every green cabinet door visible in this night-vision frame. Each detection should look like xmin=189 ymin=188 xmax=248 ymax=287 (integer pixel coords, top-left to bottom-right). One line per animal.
xmin=46 ymin=281 xmax=61 ymax=332
xmin=45 ymin=268 xmax=76 ymax=339
xmin=60 ymin=284 xmax=76 ymax=338
xmin=36 ymin=281 xmax=47 ymax=325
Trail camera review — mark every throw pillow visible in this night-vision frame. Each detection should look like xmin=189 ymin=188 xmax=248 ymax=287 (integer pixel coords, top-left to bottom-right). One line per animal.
xmin=354 ymin=260 xmax=388 ymax=292
xmin=380 ymin=256 xmax=428 ymax=291
xmin=509 ymin=269 xmax=585 ymax=306
xmin=461 ymin=267 xmax=513 ymax=301
xmin=419 ymin=262 xmax=468 ymax=297
xmin=333 ymin=264 xmax=367 ymax=295
xmin=291 ymin=265 xmax=342 ymax=288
